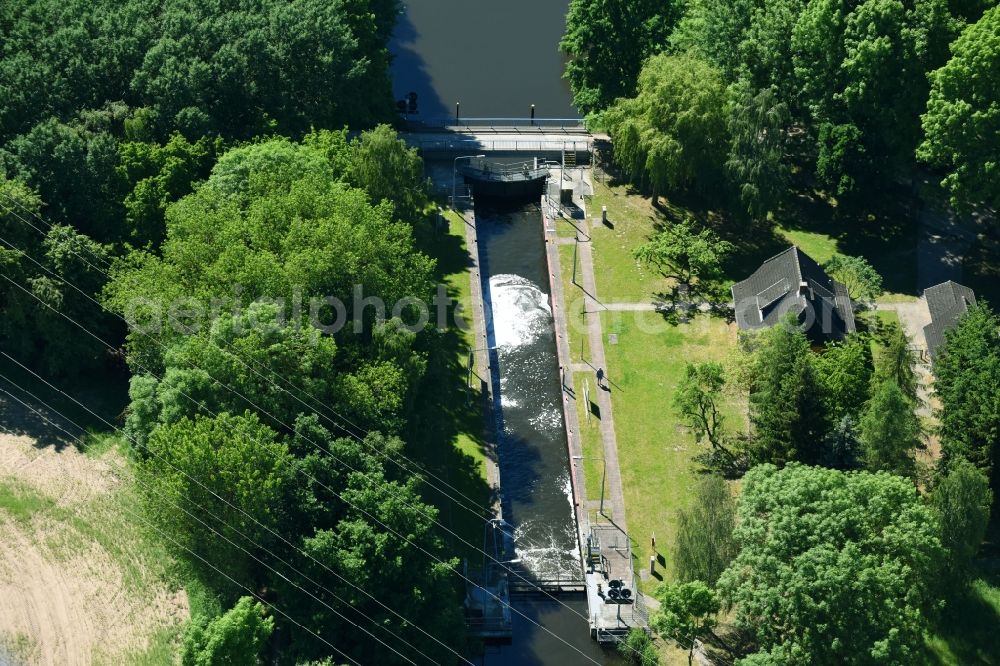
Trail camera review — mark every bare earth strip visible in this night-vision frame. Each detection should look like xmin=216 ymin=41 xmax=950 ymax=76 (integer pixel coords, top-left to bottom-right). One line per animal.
xmin=0 ymin=431 xmax=188 ymax=665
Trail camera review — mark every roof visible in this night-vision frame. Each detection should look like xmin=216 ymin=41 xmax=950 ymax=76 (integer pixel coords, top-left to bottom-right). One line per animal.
xmin=731 ymin=246 xmax=856 ymax=341
xmin=922 ymin=281 xmax=977 ymax=358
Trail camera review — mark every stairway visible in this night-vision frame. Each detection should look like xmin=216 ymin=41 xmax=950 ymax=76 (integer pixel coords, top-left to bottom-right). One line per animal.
xmin=562 ymin=148 xmax=577 ymax=170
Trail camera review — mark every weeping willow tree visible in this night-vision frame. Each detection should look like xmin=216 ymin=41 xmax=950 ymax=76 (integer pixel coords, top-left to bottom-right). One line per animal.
xmin=602 ymin=52 xmax=729 ymax=205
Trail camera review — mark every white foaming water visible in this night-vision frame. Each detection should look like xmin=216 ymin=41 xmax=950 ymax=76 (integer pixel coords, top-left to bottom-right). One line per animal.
xmin=500 ymin=394 xmax=520 ymax=408
xmin=529 ymin=405 xmax=562 ymax=432
xmin=562 ymin=471 xmax=574 ymax=512
xmin=511 ymin=474 xmax=582 ymax=579
xmin=488 ymin=274 xmax=551 ymax=348
xmin=512 ymin=518 xmax=582 ymax=578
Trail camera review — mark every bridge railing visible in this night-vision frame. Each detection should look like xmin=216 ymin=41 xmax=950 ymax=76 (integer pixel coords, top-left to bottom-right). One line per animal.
xmin=406 ymin=117 xmax=588 ymax=131
xmin=460 ymin=159 xmax=550 ymax=180
xmin=413 ymin=138 xmax=592 ymax=154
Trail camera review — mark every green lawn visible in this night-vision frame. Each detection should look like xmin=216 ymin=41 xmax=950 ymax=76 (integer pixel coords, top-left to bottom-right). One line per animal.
xmin=580 ymin=174 xmax=1000 ymax=665
xmin=570 ymin=371 xmax=605 ymax=505
xmin=876 ymin=309 xmax=901 ymax=327
xmin=0 ymin=479 xmax=54 ymax=523
xmin=600 ymin=312 xmax=738 ymax=590
xmin=559 ymin=243 xmax=591 ymax=364
xmin=586 ymin=181 xmax=671 ymax=303
xmin=584 ymin=179 xmax=920 ymax=306
xmin=572 ymin=184 xmax=744 ymax=590
xmin=777 ymin=225 xmax=839 ymax=264
xmin=0 ymin=447 xmax=188 ymax=664
xmin=777 ymin=224 xmax=919 ymax=303
xmin=925 ymin=574 xmax=1000 ymax=664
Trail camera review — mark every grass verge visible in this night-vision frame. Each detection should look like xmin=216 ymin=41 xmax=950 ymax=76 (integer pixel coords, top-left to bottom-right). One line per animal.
xmin=0 ymin=478 xmax=55 ymax=523
xmin=586 ymin=180 xmax=670 ymax=303
xmin=559 ymin=243 xmax=592 ymax=364
xmin=600 ymin=312 xmax=738 ymax=591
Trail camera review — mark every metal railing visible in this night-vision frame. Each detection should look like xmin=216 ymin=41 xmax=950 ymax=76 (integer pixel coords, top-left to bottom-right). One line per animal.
xmin=407 ymin=116 xmax=587 ymax=131
xmin=412 ymin=138 xmax=592 ymax=153
xmin=459 ymin=159 xmax=550 ymax=181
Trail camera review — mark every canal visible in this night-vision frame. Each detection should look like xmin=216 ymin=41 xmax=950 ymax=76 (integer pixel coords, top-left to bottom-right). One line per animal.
xmin=475 ymin=197 xmax=622 ymax=666
xmin=390 ymin=1 xmax=576 ymax=120
xmin=393 ymin=4 xmax=626 ymax=663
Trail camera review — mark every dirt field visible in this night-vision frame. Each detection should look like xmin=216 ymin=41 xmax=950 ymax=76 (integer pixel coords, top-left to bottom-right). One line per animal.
xmin=0 ymin=428 xmax=188 ymax=665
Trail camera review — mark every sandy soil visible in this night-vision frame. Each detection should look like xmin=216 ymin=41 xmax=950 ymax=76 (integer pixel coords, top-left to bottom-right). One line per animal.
xmin=0 ymin=431 xmax=188 ymax=665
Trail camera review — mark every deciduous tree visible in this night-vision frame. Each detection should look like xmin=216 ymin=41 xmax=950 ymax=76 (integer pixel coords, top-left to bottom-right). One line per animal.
xmin=674 ymin=362 xmax=731 ymax=458
xmin=560 ymin=0 xmax=682 ymax=113
xmin=725 ymin=82 xmax=790 ymax=218
xmin=674 ymin=475 xmax=737 ymax=586
xmin=652 ymin=581 xmax=720 ymax=666
xmin=791 ymin=0 xmax=955 ymax=196
xmin=182 ymin=597 xmax=274 ymax=666
xmin=919 ymin=6 xmax=1000 ymax=209
xmin=632 ymin=219 xmax=733 ymax=290
xmin=617 ymin=627 xmax=660 ymax=666
xmin=718 ymin=464 xmax=945 ymax=664
xmin=823 ymin=254 xmax=883 ymax=303
xmin=346 ymin=125 xmax=426 ymax=223
xmin=814 ymin=335 xmax=873 ymax=421
xmin=139 ymin=413 xmax=296 ymax=587
xmin=604 ymin=53 xmax=730 ymax=202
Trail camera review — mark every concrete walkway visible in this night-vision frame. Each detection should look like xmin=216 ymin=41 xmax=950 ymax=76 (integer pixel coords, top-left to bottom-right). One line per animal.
xmin=875 ymin=299 xmax=937 ymax=420
xmin=544 ymin=186 xmax=652 ymax=638
xmin=544 ymin=172 xmax=629 ymax=531
xmin=459 ymin=208 xmax=503 ymax=516
xmin=401 ymin=131 xmax=593 ymax=156
xmin=573 ymin=236 xmax=628 ymax=526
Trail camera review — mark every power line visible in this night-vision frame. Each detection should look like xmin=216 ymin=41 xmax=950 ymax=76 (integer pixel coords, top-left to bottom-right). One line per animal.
xmin=0 ymin=194 xmax=586 ymax=610
xmin=0 ymin=192 xmax=490 ymax=522
xmin=0 ymin=194 xmax=640 ymax=661
xmin=0 ymin=275 xmax=606 ymax=665
xmin=0 ymin=392 xmax=364 ymax=666
xmin=0 ymin=371 xmax=451 ymax=666
xmin=0 ymin=223 xmax=477 ymax=663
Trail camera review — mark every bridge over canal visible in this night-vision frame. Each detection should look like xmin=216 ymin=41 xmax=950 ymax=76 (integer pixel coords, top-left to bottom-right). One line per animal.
xmin=399 ymin=117 xmax=597 ymax=157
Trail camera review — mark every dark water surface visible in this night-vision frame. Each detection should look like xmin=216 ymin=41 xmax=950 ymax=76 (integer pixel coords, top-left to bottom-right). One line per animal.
xmin=390 ymin=1 xmax=577 ymax=120
xmin=475 ymin=198 xmax=622 ymax=666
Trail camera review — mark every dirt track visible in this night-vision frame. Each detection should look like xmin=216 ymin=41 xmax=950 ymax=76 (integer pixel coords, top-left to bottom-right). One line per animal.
xmin=0 ymin=432 xmax=188 ymax=665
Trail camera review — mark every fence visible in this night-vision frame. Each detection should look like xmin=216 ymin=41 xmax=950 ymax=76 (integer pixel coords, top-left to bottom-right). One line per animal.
xmin=407 ymin=117 xmax=587 ymax=131
xmin=413 ymin=138 xmax=593 ymax=154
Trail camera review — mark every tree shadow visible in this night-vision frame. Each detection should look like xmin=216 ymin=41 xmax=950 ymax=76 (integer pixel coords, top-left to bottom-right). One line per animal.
xmin=388 ymin=10 xmax=450 ymax=122
xmin=926 ymin=568 xmax=1000 ymax=665
xmin=779 ymin=175 xmax=922 ymax=296
xmin=700 ymin=624 xmax=755 ymax=666
xmin=407 ymin=210 xmax=495 ymax=561
xmin=611 ymin=172 xmax=789 ymax=290
xmin=0 ymin=355 xmax=127 ymax=451
xmin=960 ymin=214 xmax=1000 ymax=305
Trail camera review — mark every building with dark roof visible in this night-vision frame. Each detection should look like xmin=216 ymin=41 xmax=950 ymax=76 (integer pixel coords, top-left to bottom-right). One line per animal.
xmin=922 ymin=281 xmax=976 ymax=359
xmin=731 ymin=246 xmax=856 ymax=342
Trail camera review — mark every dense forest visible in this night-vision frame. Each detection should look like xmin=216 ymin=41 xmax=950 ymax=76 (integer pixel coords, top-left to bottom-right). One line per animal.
xmin=563 ymin=0 xmax=999 ymax=213
xmin=0 ymin=1 xmax=474 ymax=663
xmin=1 ymin=0 xmax=998 ymax=663
xmin=564 ymin=2 xmax=1000 ymax=664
